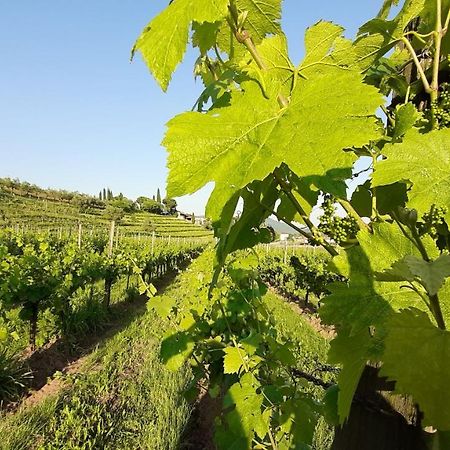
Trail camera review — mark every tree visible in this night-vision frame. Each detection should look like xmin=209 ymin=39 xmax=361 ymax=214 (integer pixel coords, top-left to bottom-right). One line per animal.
xmin=156 ymin=188 xmax=161 ymax=204
xmin=137 ymin=196 xmax=164 ymax=214
xmin=103 ymin=188 xmax=107 ymax=201
xmin=163 ymin=197 xmax=177 ymax=215
xmin=109 ymin=197 xmax=136 ymax=213
xmin=99 ymin=190 xmax=102 ymax=200
xmin=134 ymin=1 xmax=450 ymax=448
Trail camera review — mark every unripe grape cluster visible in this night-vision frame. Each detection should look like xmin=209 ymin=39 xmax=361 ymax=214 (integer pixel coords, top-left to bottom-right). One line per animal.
xmin=420 ymin=205 xmax=448 ymax=238
xmin=430 ymin=83 xmax=450 ymax=129
xmin=317 ymin=195 xmax=359 ymax=245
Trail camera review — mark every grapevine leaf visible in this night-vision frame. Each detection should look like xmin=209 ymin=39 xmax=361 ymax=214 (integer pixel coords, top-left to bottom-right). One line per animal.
xmin=350 ymin=181 xmax=372 ymax=218
xmin=393 ymin=0 xmax=426 ymax=36
xmin=166 ymin=69 xmax=382 ymax=200
xmin=300 ymin=21 xmax=345 ymax=69
xmin=279 ymin=398 xmax=320 ymax=447
xmin=133 ymin=0 xmax=228 ymax=91
xmin=373 ymin=129 xmax=450 ymax=221
xmin=215 ymin=176 xmax=278 ymax=266
xmin=165 ymin=82 xmax=279 ymax=198
xmin=223 ymin=346 xmax=247 ymax=374
xmin=351 ymin=33 xmax=391 ymax=72
xmin=321 ymin=222 xmax=422 ymax=332
xmin=351 ymin=180 xmax=408 ymax=217
xmin=160 ymin=330 xmax=195 ymax=371
xmin=241 ymin=331 xmax=262 ymax=355
xmin=322 ymin=385 xmax=340 ymax=425
xmin=192 ymin=21 xmax=221 ymax=55
xmin=214 ymin=427 xmax=248 ymax=450
xmin=380 ymin=309 xmax=450 ymax=430
xmin=352 ymin=0 xmax=425 ymax=71
xmin=206 ymin=183 xmax=240 ymax=229
xmin=148 ymin=294 xmax=176 ymax=318
xmin=254 ymin=408 xmax=271 ymax=440
xmin=375 ymin=257 xmax=415 ymax=283
xmin=328 ymin=327 xmax=373 ymax=422
xmin=235 ymin=0 xmax=282 ymax=43
xmin=419 ymin=0 xmax=450 ymax=54
xmin=411 ymin=255 xmax=450 ymax=296
xmin=392 ymin=103 xmax=419 ymax=139
xmin=377 ymin=0 xmax=401 ymax=19
xmin=437 ymin=279 xmax=450 ymax=324
xmin=376 ymin=183 xmax=408 ymax=214
xmin=223 ymin=373 xmax=264 ymax=444
xmin=379 ymin=254 xmax=450 ymax=296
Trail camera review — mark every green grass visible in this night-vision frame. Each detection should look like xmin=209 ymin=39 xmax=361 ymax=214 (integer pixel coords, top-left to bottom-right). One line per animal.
xmin=0 ymin=288 xmax=192 ymax=449
xmin=0 ymin=252 xmax=332 ymax=449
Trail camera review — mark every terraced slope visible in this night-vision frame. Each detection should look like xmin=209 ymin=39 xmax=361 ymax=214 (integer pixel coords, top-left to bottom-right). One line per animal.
xmin=0 ymin=192 xmax=211 ymax=238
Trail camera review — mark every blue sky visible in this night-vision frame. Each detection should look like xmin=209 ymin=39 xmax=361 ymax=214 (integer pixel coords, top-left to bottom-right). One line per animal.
xmin=0 ymin=1 xmax=381 ymax=214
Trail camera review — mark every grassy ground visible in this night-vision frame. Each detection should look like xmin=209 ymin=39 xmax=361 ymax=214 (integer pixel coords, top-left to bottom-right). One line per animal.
xmin=0 ymin=252 xmax=333 ymax=450
xmin=0 ymin=282 xmax=192 ymax=449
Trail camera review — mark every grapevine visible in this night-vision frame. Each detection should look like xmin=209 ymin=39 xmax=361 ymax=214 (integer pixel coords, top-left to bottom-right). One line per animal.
xmin=131 ymin=0 xmax=450 ymax=448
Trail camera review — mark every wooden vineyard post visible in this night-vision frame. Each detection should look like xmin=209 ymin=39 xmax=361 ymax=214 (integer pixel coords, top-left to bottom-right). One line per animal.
xmin=108 ymin=220 xmax=115 ymax=257
xmin=77 ymin=222 xmax=82 ymax=249
xmin=115 ymin=226 xmax=119 ymax=249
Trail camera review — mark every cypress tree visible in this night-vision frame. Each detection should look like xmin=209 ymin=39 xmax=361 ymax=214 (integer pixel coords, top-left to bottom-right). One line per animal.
xmin=157 ymin=188 xmax=161 ymax=203
xmin=103 ymin=188 xmax=107 ymax=201
xmin=99 ymin=190 xmax=102 ymax=200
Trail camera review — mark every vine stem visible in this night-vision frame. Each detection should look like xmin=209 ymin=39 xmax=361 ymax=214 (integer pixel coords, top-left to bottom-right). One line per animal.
xmin=431 ymin=0 xmax=443 ymax=105
xmin=268 ymin=428 xmax=278 ymax=450
xmin=270 ymin=172 xmax=339 ymax=257
xmin=256 ymin=196 xmax=338 ymax=257
xmin=272 ymin=170 xmax=318 ymax=232
xmin=227 ymin=2 xmax=289 ymax=109
xmin=400 ymin=37 xmax=432 ymax=95
xmin=429 ymin=294 xmax=446 ymax=330
xmin=395 ymin=217 xmax=447 ymax=330
xmin=371 ymin=153 xmax=378 ymax=220
xmin=338 ymin=199 xmax=370 ymax=232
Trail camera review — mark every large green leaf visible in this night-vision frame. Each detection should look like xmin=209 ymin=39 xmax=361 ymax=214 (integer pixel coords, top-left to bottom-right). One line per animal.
xmin=223 ymin=346 xmax=248 ymax=374
xmin=373 ymin=129 xmax=450 ymax=220
xmin=378 ymin=254 xmax=450 ymax=296
xmin=351 ymin=0 xmax=425 ymax=71
xmin=165 ymin=68 xmax=382 ymax=200
xmin=322 ymin=221 xmax=441 ymax=423
xmin=222 ymin=373 xmax=264 ymax=445
xmin=380 ymin=309 xmax=450 ymax=430
xmin=235 ymin=0 xmax=282 ymax=42
xmin=328 ymin=327 xmax=374 ymax=422
xmin=300 ymin=21 xmax=344 ymax=70
xmin=215 ymin=176 xmax=278 ymax=267
xmin=133 ymin=0 xmax=228 ymax=91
